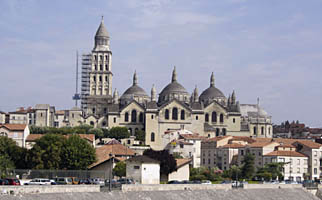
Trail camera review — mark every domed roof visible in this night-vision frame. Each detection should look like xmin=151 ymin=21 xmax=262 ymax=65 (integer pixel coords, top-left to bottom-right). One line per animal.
xmin=159 ymin=81 xmax=189 ymax=96
xmin=95 ymin=17 xmax=109 ymax=38
xmin=122 ymin=85 xmax=148 ymax=97
xmin=158 ymin=67 xmax=189 ymax=102
xmin=199 ymin=87 xmax=226 ymax=100
xmin=121 ymin=71 xmax=148 ymax=100
xmin=199 ymin=72 xmax=226 ymax=102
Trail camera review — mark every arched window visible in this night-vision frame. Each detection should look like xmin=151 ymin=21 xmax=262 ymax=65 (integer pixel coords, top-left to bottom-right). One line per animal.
xmin=139 ymin=112 xmax=144 ymax=123
xmin=105 ymin=64 xmax=108 ymax=71
xmin=205 ymin=113 xmax=209 ymax=122
xmin=90 ymin=121 xmax=94 ymax=126
xmin=172 ymin=107 xmax=178 ymax=120
xmin=220 ymin=114 xmax=224 ymax=123
xmin=261 ymin=127 xmax=264 ymax=135
xmin=216 ymin=128 xmax=220 ymax=136
xmin=125 ymin=112 xmax=129 ymax=122
xmin=100 ymin=65 xmax=103 ymax=71
xmin=102 ymin=121 xmax=107 ymax=127
xmin=165 ymin=109 xmax=169 ymax=120
xmin=151 ymin=132 xmax=155 ymax=142
xmin=92 ymin=108 xmax=96 ymax=114
xmin=131 ymin=110 xmax=137 ymax=123
xmin=212 ymin=112 xmax=217 ymax=123
xmin=222 ymin=128 xmax=226 ymax=136
xmin=254 ymin=126 xmax=257 ymax=135
xmin=181 ymin=110 xmax=185 ymax=120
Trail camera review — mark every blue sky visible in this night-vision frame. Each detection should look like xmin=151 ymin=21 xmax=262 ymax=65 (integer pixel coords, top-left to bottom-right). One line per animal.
xmin=1 ymin=0 xmax=322 ymax=127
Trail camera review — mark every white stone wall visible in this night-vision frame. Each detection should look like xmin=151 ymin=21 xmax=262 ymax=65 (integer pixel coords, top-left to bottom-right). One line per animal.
xmin=168 ymin=164 xmax=190 ymax=181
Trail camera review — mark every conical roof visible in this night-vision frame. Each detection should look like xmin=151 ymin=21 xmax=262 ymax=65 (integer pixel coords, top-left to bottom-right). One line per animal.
xmin=95 ymin=19 xmax=109 ymax=38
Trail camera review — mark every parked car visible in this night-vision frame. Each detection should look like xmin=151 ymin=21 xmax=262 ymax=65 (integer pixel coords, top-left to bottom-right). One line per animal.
xmin=6 ymin=178 xmax=20 ymax=185
xmin=118 ymin=178 xmax=135 ymax=185
xmin=0 ymin=179 xmax=9 ymax=185
xmin=25 ymin=178 xmax=51 ymax=185
xmin=168 ymin=180 xmax=181 ymax=184
xmin=201 ymin=180 xmax=212 ymax=184
xmin=79 ymin=178 xmax=93 ymax=184
xmin=69 ymin=177 xmax=79 ymax=184
xmin=92 ymin=178 xmax=105 ymax=186
xmin=54 ymin=177 xmax=73 ymax=185
xmin=105 ymin=179 xmax=121 ymax=188
xmin=221 ymin=180 xmax=232 ymax=184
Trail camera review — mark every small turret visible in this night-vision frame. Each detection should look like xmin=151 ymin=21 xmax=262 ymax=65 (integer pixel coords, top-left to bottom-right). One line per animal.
xmin=133 ymin=71 xmax=138 ymax=86
xmin=193 ymin=86 xmax=199 ymax=102
xmin=210 ymin=72 xmax=215 ymax=87
xmin=172 ymin=66 xmax=177 ymax=82
xmin=227 ymin=94 xmax=231 ymax=106
xmin=113 ymin=88 xmax=119 ymax=104
xmin=151 ymin=84 xmax=156 ymax=101
xmin=231 ymin=90 xmax=236 ymax=105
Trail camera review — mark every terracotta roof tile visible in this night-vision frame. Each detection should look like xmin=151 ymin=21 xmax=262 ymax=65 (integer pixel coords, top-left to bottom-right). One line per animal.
xmin=264 ymin=151 xmax=307 ymax=157
xmin=180 ymin=134 xmax=206 ymax=140
xmin=26 ymin=134 xmax=43 ymax=141
xmin=90 ymin=143 xmax=135 ymax=168
xmin=203 ymin=136 xmax=231 ymax=143
xmin=276 ymin=144 xmax=295 ymax=148
xmin=55 ymin=110 xmax=65 ymax=115
xmin=294 ymin=140 xmax=322 ymax=149
xmin=231 ymin=136 xmax=256 ymax=144
xmin=0 ymin=124 xmax=27 ymax=131
xmin=127 ymin=155 xmax=159 ymax=163
xmin=175 ymin=158 xmax=191 ymax=169
xmin=248 ymin=141 xmax=278 ymax=148
xmin=222 ymin=143 xmax=245 ymax=148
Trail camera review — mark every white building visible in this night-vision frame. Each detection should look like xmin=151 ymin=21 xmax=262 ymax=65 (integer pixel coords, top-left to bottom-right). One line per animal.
xmin=126 ymin=155 xmax=160 ymax=184
xmin=0 ymin=124 xmax=30 ymax=148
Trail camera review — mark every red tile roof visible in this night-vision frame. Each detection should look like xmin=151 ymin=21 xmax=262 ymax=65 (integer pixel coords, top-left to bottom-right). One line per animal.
xmin=222 ymin=143 xmax=245 ymax=148
xmin=0 ymin=124 xmax=27 ymax=131
xmin=90 ymin=143 xmax=135 ymax=169
xmin=264 ymin=151 xmax=307 ymax=157
xmin=180 ymin=134 xmax=206 ymax=140
xmin=176 ymin=158 xmax=192 ymax=169
xmin=26 ymin=134 xmax=43 ymax=141
xmin=294 ymin=140 xmax=322 ymax=149
xmin=248 ymin=141 xmax=278 ymax=148
xmin=203 ymin=136 xmax=231 ymax=143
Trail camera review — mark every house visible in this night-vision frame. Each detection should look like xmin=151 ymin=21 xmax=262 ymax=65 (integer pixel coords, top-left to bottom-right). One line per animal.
xmin=167 ymin=158 xmax=191 ymax=182
xmin=0 ymin=111 xmax=6 ymax=124
xmin=126 ymin=155 xmax=160 ymax=184
xmin=25 ymin=133 xmax=95 ymax=149
xmin=0 ymin=124 xmax=30 ymax=148
xmin=89 ymin=141 xmax=135 ymax=179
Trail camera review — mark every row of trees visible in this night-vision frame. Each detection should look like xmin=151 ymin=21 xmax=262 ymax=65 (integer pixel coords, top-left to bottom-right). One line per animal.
xmin=191 ymin=153 xmax=285 ymax=182
xmin=30 ymin=125 xmax=145 ymax=142
xmin=0 ymin=134 xmax=96 ymax=173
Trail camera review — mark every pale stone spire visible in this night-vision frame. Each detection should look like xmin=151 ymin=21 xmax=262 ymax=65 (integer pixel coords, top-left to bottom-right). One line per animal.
xmin=151 ymin=84 xmax=156 ymax=101
xmin=133 ymin=70 xmax=138 ymax=86
xmin=227 ymin=94 xmax=231 ymax=106
xmin=193 ymin=85 xmax=199 ymax=102
xmin=113 ymin=88 xmax=119 ymax=104
xmin=172 ymin=66 xmax=177 ymax=82
xmin=210 ymin=72 xmax=215 ymax=87
xmin=231 ymin=90 xmax=236 ymax=105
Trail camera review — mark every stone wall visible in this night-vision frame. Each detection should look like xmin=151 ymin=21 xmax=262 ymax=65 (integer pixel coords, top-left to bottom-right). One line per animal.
xmin=121 ymin=184 xmax=232 ymax=191
xmin=0 ymin=185 xmax=100 ymax=195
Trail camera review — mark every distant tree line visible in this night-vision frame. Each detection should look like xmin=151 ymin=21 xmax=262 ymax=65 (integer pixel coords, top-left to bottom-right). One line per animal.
xmin=0 ymin=134 xmax=96 ymax=175
xmin=30 ymin=125 xmax=137 ymax=141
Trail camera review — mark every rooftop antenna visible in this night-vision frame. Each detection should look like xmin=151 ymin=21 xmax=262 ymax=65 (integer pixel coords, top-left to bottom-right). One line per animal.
xmin=72 ymin=51 xmax=81 ymax=106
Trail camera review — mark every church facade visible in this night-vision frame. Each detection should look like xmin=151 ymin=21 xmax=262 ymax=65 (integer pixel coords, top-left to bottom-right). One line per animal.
xmin=81 ymin=19 xmax=273 ymax=150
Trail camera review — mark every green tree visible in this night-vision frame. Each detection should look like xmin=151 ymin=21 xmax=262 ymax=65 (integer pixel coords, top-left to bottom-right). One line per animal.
xmin=241 ymin=153 xmax=255 ymax=179
xmin=113 ymin=161 xmax=126 ymax=177
xmin=0 ymin=136 xmax=27 ymax=169
xmin=143 ymin=149 xmax=177 ymax=175
xmin=89 ymin=128 xmax=104 ymax=140
xmin=61 ymin=135 xmax=96 ymax=170
xmin=0 ymin=154 xmax=14 ymax=178
xmin=135 ymin=130 xmax=145 ymax=142
xmin=108 ymin=127 xmax=130 ymax=140
xmin=230 ymin=165 xmax=242 ymax=181
xmin=172 ymin=152 xmax=183 ymax=159
xmin=28 ymin=134 xmax=66 ymax=169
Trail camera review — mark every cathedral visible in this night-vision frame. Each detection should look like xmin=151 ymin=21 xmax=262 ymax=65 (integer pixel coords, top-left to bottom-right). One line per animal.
xmin=81 ymin=19 xmax=273 ymax=150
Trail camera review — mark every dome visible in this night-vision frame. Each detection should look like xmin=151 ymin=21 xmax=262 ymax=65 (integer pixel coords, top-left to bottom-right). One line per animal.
xmin=199 ymin=87 xmax=226 ymax=101
xmin=158 ymin=67 xmax=190 ymax=104
xmin=121 ymin=85 xmax=148 ymax=99
xmin=120 ymin=71 xmax=149 ymax=105
xmin=199 ymin=72 xmax=226 ymax=104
